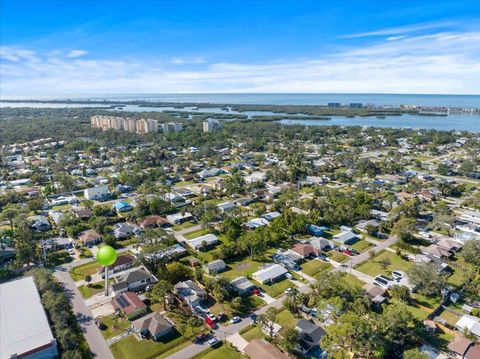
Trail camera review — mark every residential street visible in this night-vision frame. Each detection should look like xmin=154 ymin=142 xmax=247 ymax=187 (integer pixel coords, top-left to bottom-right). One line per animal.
xmin=54 ymin=268 xmax=115 ymax=359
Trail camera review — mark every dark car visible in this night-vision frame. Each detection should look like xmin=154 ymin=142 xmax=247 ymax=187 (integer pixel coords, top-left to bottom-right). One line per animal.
xmin=194 ymin=333 xmax=209 ymax=344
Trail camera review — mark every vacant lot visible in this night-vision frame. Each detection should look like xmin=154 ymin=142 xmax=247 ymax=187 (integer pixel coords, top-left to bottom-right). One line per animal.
xmin=301 ymin=260 xmax=332 ymax=277
xmin=192 ymin=343 xmax=245 ymax=359
xmin=70 ymin=261 xmax=99 ymax=281
xmin=355 ymin=250 xmax=412 ymax=277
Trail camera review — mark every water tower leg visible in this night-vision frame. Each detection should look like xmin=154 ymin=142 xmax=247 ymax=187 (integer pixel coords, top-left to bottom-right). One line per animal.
xmin=104 ymin=266 xmax=109 ymax=296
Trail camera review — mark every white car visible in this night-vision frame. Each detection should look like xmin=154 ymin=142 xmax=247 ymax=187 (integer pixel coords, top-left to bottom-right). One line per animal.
xmin=230 ymin=316 xmax=241 ymax=324
xmin=208 ymin=337 xmax=220 ymax=347
xmin=285 ymin=287 xmax=293 ymax=294
xmin=285 ymin=273 xmax=294 ymax=279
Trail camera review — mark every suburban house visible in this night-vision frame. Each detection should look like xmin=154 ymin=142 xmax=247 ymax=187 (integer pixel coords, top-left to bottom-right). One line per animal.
xmin=356 ymin=219 xmax=380 ymax=233
xmin=235 ymin=197 xmax=254 ymax=206
xmin=113 ymin=223 xmax=142 ymax=240
xmin=114 ymin=201 xmax=133 ymax=212
xmin=308 ymin=224 xmax=329 ymax=237
xmin=30 ymin=215 xmax=51 ymax=232
xmin=245 ymin=217 xmax=269 ymax=229
xmin=333 ymin=226 xmax=358 ymax=245
xmin=291 ymin=243 xmax=322 ymax=259
xmin=448 ymin=335 xmax=474 ymax=359
xmin=72 ymin=207 xmax=93 ymax=220
xmin=217 ymin=201 xmax=236 ymax=213
xmin=140 ymin=215 xmax=170 ymax=229
xmin=230 ymin=276 xmax=255 ymax=296
xmin=98 ymin=254 xmax=135 ymax=278
xmin=455 ymin=315 xmax=480 ymax=339
xmin=244 ymin=339 xmax=289 ymax=359
xmin=166 ymin=212 xmax=193 ymax=225
xmin=112 ymin=291 xmax=147 ymax=320
xmin=310 ymin=237 xmax=334 ymax=251
xmin=186 ymin=234 xmax=218 ymax=251
xmin=132 ymin=312 xmax=173 ymax=341
xmin=144 ymin=244 xmax=187 ymax=262
xmin=205 ymin=259 xmax=226 ymax=274
xmin=78 ymin=229 xmax=102 ymax=247
xmin=111 ymin=267 xmax=157 ymax=295
xmin=296 ymin=319 xmax=326 ymax=355
xmin=363 ymin=283 xmax=387 ymax=308
xmin=262 ymin=211 xmax=281 ymax=221
xmin=84 ymin=185 xmax=110 ymax=200
xmin=422 ymin=244 xmax=454 ymax=260
xmin=252 ymin=264 xmax=288 ymax=284
xmin=173 ymin=280 xmax=207 ymax=308
xmin=437 ymin=238 xmax=462 ymax=253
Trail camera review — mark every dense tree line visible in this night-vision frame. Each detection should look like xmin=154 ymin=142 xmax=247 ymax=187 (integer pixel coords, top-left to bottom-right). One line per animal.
xmin=31 ymin=269 xmax=92 ymax=359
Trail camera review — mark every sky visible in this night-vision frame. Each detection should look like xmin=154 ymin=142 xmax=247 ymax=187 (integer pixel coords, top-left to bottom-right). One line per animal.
xmin=1 ymin=0 xmax=480 ymax=96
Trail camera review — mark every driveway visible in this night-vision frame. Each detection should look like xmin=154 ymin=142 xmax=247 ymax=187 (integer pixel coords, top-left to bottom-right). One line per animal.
xmin=54 ymin=268 xmax=114 ymax=359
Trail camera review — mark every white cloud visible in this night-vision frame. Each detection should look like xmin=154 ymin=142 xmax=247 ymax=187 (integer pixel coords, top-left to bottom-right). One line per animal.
xmin=340 ymin=21 xmax=454 ymax=39
xmin=1 ymin=30 xmax=479 ymax=95
xmin=66 ymin=50 xmax=88 ymax=58
xmin=171 ymin=56 xmax=205 ymax=65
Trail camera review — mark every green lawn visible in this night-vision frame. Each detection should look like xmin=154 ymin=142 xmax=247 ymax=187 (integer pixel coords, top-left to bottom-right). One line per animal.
xmin=78 ymin=280 xmax=113 ymax=299
xmin=191 ymin=342 xmax=245 ymax=359
xmin=301 ymin=260 xmax=332 ymax=277
xmin=438 ymin=309 xmax=461 ymax=326
xmin=258 ymin=279 xmax=295 ymax=298
xmin=240 ymin=325 xmax=264 ymax=341
xmin=447 ymin=267 xmax=466 ymax=287
xmin=98 ymin=314 xmax=131 ymax=339
xmin=172 ymin=221 xmax=196 ymax=231
xmin=219 ymin=258 xmax=263 ymax=280
xmin=343 ymin=273 xmax=366 ymax=287
xmin=275 ymin=309 xmax=297 ymax=332
xmin=69 ymin=261 xmax=99 ymax=281
xmin=110 ymin=331 xmax=189 ymax=359
xmin=350 ymin=240 xmax=374 ymax=253
xmin=184 ymin=228 xmax=212 ymax=240
xmin=328 ymin=251 xmax=350 ymax=263
xmin=355 ymin=250 xmax=412 ymax=277
xmin=111 ymin=309 xmax=204 ymax=359
xmin=210 ymin=295 xmax=265 ymax=318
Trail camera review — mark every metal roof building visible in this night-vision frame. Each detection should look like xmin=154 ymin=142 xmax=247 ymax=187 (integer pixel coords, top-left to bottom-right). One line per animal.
xmin=0 ymin=276 xmax=58 ymax=359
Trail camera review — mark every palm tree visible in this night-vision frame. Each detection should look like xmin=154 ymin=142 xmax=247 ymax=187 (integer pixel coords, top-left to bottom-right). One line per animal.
xmin=285 ymin=288 xmax=301 ymax=314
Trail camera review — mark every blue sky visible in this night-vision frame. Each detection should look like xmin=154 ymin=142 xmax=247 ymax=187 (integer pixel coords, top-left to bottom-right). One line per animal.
xmin=1 ymin=0 xmax=479 ymax=95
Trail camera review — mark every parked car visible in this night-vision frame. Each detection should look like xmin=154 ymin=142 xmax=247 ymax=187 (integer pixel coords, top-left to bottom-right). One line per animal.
xmin=205 ymin=317 xmax=217 ymax=329
xmin=285 ymin=272 xmax=294 ymax=279
xmin=95 ymin=320 xmax=106 ymax=330
xmin=208 ymin=337 xmax=220 ymax=347
xmin=230 ymin=316 xmax=241 ymax=324
xmin=285 ymin=287 xmax=293 ymax=294
xmin=252 ymin=288 xmax=261 ymax=296
xmin=343 ymin=250 xmax=353 ymax=256
xmin=194 ymin=333 xmax=209 ymax=344
xmin=206 ymin=313 xmax=217 ymax=322
xmin=217 ymin=312 xmax=226 ymax=321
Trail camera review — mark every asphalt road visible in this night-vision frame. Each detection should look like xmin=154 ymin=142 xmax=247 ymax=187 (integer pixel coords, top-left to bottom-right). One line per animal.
xmin=54 ymin=268 xmax=115 ymax=359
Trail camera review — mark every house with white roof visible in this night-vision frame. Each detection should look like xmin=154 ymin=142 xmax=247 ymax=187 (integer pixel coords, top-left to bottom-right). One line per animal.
xmin=252 ymin=264 xmax=288 ymax=284
xmin=0 ymin=277 xmax=58 ymax=359
xmin=186 ymin=234 xmax=219 ymax=251
xmin=455 ymin=315 xmax=480 ymax=339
